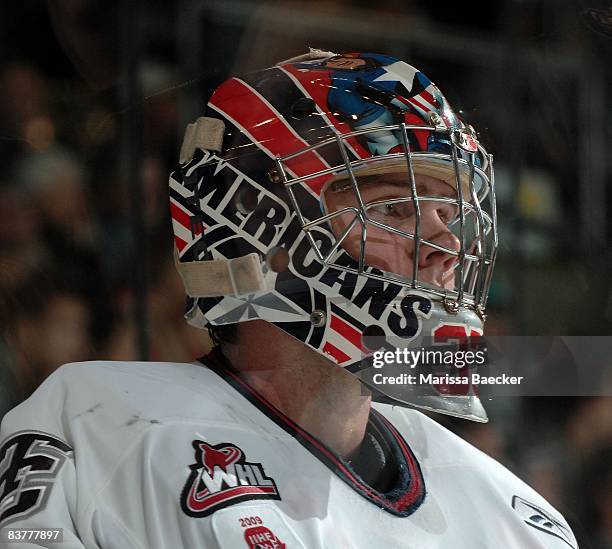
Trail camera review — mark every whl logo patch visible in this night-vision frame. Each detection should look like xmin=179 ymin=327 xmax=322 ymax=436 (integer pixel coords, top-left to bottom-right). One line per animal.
xmin=180 ymin=440 xmax=280 ymax=517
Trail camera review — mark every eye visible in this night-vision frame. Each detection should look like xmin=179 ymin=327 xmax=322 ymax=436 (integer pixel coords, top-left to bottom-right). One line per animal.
xmin=370 ymin=202 xmax=409 ymax=219
xmin=438 ymin=205 xmax=459 ymax=225
xmin=372 ymin=203 xmax=396 ymax=216
xmin=368 ymin=200 xmax=417 ymax=221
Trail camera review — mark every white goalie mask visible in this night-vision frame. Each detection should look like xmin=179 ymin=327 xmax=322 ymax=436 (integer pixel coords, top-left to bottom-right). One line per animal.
xmin=169 ymin=50 xmax=498 ymax=421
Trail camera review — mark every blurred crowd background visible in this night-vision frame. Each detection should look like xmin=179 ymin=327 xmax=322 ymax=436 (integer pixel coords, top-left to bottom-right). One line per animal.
xmin=0 ymin=1 xmax=610 ymax=547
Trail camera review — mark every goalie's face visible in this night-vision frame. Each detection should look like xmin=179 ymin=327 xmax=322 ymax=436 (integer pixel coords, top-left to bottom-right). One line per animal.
xmin=323 ymin=172 xmax=461 ymax=290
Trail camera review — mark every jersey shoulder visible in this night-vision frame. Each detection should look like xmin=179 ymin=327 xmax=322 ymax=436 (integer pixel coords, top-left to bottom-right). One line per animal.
xmin=1 ymin=359 xmax=255 ymax=438
xmin=376 ymin=404 xmax=553 ymax=500
xmin=374 ymin=404 xmax=579 ymax=549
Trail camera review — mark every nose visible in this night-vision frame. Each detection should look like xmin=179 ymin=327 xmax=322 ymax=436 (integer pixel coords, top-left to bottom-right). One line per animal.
xmin=417 ymin=207 xmax=461 ymax=271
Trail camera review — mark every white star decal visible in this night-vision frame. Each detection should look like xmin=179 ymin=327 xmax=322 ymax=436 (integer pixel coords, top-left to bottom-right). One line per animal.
xmin=373 ymin=61 xmax=419 ymax=94
xmin=207 ymin=293 xmax=306 ymax=324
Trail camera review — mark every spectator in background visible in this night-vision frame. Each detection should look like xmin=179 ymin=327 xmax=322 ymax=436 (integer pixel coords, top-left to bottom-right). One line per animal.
xmin=2 ymin=269 xmax=95 ymax=405
xmin=104 ymin=256 xmax=209 ymax=363
xmin=14 ymin=147 xmax=113 ymax=341
xmin=141 ymin=61 xmax=180 ymax=163
xmin=565 ymin=399 xmax=612 ymax=549
xmin=0 ymin=64 xmax=52 ymax=152
xmin=0 ymin=185 xmax=47 ymax=284
xmin=16 ymin=147 xmax=95 ymax=249
xmin=578 ymin=443 xmax=612 ymax=549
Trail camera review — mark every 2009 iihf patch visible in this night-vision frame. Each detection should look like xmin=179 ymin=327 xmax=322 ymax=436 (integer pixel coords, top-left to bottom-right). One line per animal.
xmin=243 ymin=524 xmax=286 ymax=549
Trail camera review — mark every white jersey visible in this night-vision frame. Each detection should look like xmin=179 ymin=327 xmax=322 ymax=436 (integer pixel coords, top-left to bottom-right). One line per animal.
xmin=0 ymin=359 xmax=577 ymax=549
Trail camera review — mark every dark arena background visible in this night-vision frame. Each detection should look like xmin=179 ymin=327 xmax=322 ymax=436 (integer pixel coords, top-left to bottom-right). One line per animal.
xmin=0 ymin=1 xmax=611 ymax=547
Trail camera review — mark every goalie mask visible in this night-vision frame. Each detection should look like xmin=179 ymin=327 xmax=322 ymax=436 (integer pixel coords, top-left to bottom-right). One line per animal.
xmin=169 ymin=50 xmax=498 ymax=422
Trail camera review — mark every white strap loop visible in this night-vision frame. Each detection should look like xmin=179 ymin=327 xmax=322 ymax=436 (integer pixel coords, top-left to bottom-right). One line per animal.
xmin=175 ymin=251 xmax=265 ymax=297
xmin=275 ymin=47 xmax=338 ymax=66
xmin=179 ymin=117 xmax=225 ymax=164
